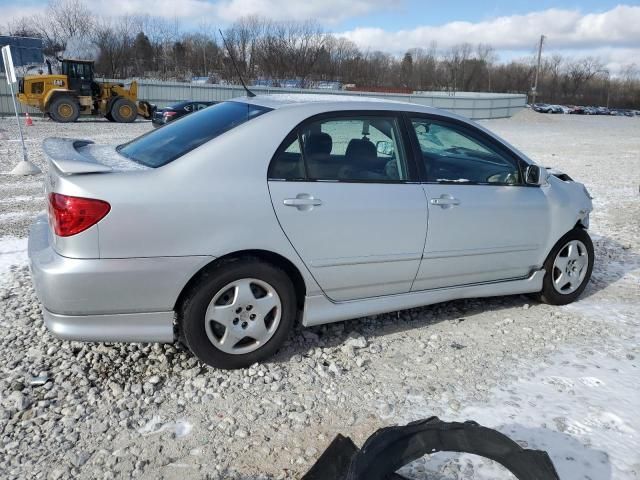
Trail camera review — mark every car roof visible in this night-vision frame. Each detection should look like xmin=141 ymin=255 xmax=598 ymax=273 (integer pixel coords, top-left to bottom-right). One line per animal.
xmin=238 ymin=93 xmax=448 ymax=116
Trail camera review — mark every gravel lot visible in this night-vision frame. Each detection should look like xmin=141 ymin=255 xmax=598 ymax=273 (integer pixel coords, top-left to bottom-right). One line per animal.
xmin=0 ymin=110 xmax=638 ymax=480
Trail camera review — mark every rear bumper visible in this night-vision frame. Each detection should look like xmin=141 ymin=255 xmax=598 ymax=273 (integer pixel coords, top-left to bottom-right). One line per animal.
xmin=43 ymin=309 xmax=175 ymax=343
xmin=28 ymin=214 xmax=213 ymax=343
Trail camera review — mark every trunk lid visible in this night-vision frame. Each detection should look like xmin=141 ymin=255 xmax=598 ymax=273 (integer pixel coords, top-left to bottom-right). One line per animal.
xmin=42 ymin=138 xmax=150 ymax=259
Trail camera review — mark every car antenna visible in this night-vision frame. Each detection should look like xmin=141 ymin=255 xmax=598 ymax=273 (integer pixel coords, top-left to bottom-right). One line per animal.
xmin=219 ymin=29 xmax=256 ymax=98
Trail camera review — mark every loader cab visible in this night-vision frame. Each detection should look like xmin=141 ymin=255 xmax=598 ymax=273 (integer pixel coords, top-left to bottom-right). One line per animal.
xmin=61 ymin=60 xmax=96 ymax=96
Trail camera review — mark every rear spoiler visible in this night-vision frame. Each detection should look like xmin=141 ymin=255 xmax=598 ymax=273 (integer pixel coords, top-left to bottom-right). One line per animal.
xmin=43 ymin=138 xmax=113 ymax=175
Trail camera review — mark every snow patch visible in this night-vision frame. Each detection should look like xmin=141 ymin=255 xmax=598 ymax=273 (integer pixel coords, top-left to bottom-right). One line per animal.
xmin=138 ymin=416 xmax=193 ymax=438
xmin=0 ymin=212 xmax=31 ymax=223
xmin=0 ymin=236 xmax=28 ymax=284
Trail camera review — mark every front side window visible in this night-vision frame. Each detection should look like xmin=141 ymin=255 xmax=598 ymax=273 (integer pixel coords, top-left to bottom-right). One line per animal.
xmin=118 ymin=101 xmax=272 ymax=167
xmin=410 ymin=118 xmax=521 ymax=185
xmin=270 ymin=115 xmax=408 ymax=182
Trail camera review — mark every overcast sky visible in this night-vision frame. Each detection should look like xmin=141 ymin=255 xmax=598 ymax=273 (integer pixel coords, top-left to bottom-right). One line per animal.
xmin=3 ymin=1 xmax=640 ymax=74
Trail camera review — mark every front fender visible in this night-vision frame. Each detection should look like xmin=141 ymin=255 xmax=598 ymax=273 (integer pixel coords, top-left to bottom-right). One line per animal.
xmin=44 ymin=89 xmax=75 ymax=110
xmin=543 ymin=175 xmax=593 ymax=252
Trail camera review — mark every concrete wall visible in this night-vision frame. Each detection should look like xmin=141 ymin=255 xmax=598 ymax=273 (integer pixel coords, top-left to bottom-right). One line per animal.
xmin=1 ymin=74 xmax=526 ymax=120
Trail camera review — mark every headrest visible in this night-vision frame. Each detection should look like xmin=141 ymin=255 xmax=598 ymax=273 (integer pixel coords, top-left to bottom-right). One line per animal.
xmin=345 ymin=138 xmax=377 ymax=164
xmin=305 ymin=133 xmax=332 ymax=156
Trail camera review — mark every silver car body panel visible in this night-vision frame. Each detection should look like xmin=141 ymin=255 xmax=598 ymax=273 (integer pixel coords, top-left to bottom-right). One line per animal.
xmin=29 ymin=215 xmax=214 ymax=315
xmin=28 ymin=94 xmax=593 ymax=343
xmin=269 ymin=181 xmax=428 ymax=301
xmin=415 ymin=184 xmax=549 ymax=290
xmin=302 ymin=269 xmax=546 ymax=327
xmin=44 ymin=310 xmax=175 ymax=343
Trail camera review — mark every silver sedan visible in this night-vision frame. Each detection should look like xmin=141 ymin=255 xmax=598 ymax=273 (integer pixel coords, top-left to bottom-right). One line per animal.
xmin=29 ymin=95 xmax=594 ymax=369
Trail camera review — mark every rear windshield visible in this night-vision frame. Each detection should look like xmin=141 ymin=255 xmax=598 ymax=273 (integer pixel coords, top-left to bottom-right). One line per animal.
xmin=118 ymin=101 xmax=272 ymax=167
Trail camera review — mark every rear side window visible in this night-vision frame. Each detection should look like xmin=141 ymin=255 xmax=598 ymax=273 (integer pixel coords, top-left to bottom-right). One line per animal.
xmin=118 ymin=101 xmax=272 ymax=167
xmin=269 ymin=115 xmax=409 ymax=182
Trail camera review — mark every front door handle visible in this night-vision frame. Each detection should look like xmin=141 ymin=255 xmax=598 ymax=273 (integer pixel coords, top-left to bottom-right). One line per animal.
xmin=284 ymin=194 xmax=322 ymax=211
xmin=430 ymin=194 xmax=461 ymax=208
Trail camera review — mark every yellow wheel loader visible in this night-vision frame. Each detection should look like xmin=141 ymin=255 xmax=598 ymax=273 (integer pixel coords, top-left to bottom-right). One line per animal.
xmin=17 ymin=59 xmax=154 ymax=123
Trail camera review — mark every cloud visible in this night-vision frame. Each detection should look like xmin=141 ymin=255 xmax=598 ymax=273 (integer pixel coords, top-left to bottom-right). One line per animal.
xmin=84 ymin=0 xmax=397 ymax=25
xmin=213 ymin=0 xmax=399 ymax=24
xmin=0 ymin=4 xmax=46 ymax=30
xmin=92 ymin=0 xmax=218 ymax=20
xmin=341 ymin=6 xmax=640 ymax=52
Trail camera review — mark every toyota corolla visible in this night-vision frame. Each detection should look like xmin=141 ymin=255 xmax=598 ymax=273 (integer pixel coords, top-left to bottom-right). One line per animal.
xmin=29 ymin=95 xmax=594 ymax=369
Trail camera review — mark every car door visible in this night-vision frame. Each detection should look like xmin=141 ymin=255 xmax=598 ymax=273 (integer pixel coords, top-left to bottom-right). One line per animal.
xmin=268 ymin=112 xmax=428 ymax=302
xmin=407 ymin=115 xmax=551 ymax=291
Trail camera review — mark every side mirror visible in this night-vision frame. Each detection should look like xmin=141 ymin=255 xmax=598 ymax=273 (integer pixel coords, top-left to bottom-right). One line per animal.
xmin=525 ymin=165 xmax=547 ymax=186
xmin=376 ymin=140 xmax=394 ymax=156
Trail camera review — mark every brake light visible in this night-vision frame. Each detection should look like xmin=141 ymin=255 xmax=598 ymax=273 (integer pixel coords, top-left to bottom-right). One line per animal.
xmin=48 ymin=193 xmax=111 ymax=237
xmin=163 ymin=111 xmax=176 ymax=118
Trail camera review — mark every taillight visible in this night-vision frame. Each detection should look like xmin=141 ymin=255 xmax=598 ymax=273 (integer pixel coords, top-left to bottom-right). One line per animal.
xmin=48 ymin=193 xmax=110 ymax=237
xmin=163 ymin=111 xmax=176 ymax=118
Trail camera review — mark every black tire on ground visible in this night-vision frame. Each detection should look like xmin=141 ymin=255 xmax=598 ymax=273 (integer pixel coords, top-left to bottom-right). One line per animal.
xmin=535 ymin=227 xmax=594 ymax=305
xmin=179 ymin=258 xmax=297 ymax=369
xmin=105 ymin=112 xmax=116 ymax=122
xmin=110 ymin=97 xmax=138 ymax=123
xmin=48 ymin=95 xmax=80 ymax=123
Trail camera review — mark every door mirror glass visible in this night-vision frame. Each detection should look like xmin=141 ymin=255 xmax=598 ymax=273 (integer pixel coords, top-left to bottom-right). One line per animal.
xmin=376 ymin=140 xmax=394 ymax=156
xmin=525 ymin=165 xmax=547 ymax=185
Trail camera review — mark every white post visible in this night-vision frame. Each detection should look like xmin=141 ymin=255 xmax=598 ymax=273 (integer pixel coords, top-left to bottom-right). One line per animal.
xmin=2 ymin=45 xmax=41 ymax=175
xmin=531 ymin=35 xmax=545 ymax=105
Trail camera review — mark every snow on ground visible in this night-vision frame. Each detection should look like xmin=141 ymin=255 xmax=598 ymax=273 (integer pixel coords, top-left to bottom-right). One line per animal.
xmin=0 ymin=237 xmax=28 ymax=287
xmin=0 ymin=111 xmax=638 ymax=479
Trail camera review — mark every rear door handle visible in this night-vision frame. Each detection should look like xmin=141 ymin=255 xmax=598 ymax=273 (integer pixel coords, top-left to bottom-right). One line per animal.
xmin=283 ymin=194 xmax=322 ymax=210
xmin=430 ymin=195 xmax=460 ymax=208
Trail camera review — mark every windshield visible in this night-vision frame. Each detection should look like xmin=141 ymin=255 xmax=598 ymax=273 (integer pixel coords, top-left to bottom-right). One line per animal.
xmin=118 ymin=101 xmax=272 ymax=167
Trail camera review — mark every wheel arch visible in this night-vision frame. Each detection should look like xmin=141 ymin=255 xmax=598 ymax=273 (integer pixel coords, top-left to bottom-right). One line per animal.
xmin=174 ymin=249 xmax=308 ymax=313
xmin=44 ymin=89 xmax=77 ymax=111
xmin=575 ymin=218 xmax=588 ymax=229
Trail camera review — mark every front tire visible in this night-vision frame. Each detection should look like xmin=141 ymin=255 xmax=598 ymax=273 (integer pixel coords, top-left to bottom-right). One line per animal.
xmin=537 ymin=228 xmax=594 ymax=305
xmin=49 ymin=96 xmax=80 ymax=123
xmin=179 ymin=259 xmax=296 ymax=369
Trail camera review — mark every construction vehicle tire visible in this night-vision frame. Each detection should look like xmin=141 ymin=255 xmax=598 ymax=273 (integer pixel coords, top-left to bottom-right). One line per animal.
xmin=105 ymin=112 xmax=116 ymax=122
xmin=49 ymin=96 xmax=80 ymax=123
xmin=111 ymin=98 xmax=138 ymax=123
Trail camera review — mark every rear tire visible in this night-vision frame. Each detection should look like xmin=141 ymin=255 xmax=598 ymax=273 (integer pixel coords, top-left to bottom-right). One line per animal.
xmin=179 ymin=258 xmax=296 ymax=369
xmin=105 ymin=112 xmax=116 ymax=122
xmin=110 ymin=98 xmax=138 ymax=123
xmin=536 ymin=228 xmax=594 ymax=305
xmin=49 ymin=96 xmax=80 ymax=123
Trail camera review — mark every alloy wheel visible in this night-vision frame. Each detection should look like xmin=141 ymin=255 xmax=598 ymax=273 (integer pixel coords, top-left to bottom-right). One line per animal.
xmin=551 ymin=239 xmax=589 ymax=294
xmin=204 ymin=278 xmax=282 ymax=355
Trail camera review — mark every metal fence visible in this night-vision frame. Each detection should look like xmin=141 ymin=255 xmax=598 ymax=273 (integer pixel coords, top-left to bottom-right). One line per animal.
xmin=1 ymin=74 xmax=526 ymax=119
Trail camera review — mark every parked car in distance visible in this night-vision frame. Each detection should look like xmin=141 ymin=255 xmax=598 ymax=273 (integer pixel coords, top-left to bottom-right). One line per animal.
xmin=151 ymin=100 xmax=215 ymax=127
xmin=532 ymin=103 xmax=552 ymax=113
xmin=29 ymin=95 xmax=594 ymax=369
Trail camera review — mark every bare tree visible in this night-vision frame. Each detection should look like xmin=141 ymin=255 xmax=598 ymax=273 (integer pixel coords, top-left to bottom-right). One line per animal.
xmin=4 ymin=6 xmax=639 ymax=108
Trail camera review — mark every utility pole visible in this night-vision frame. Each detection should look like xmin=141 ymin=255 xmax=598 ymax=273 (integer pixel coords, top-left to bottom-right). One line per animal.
xmin=531 ymin=35 xmax=545 ymax=105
